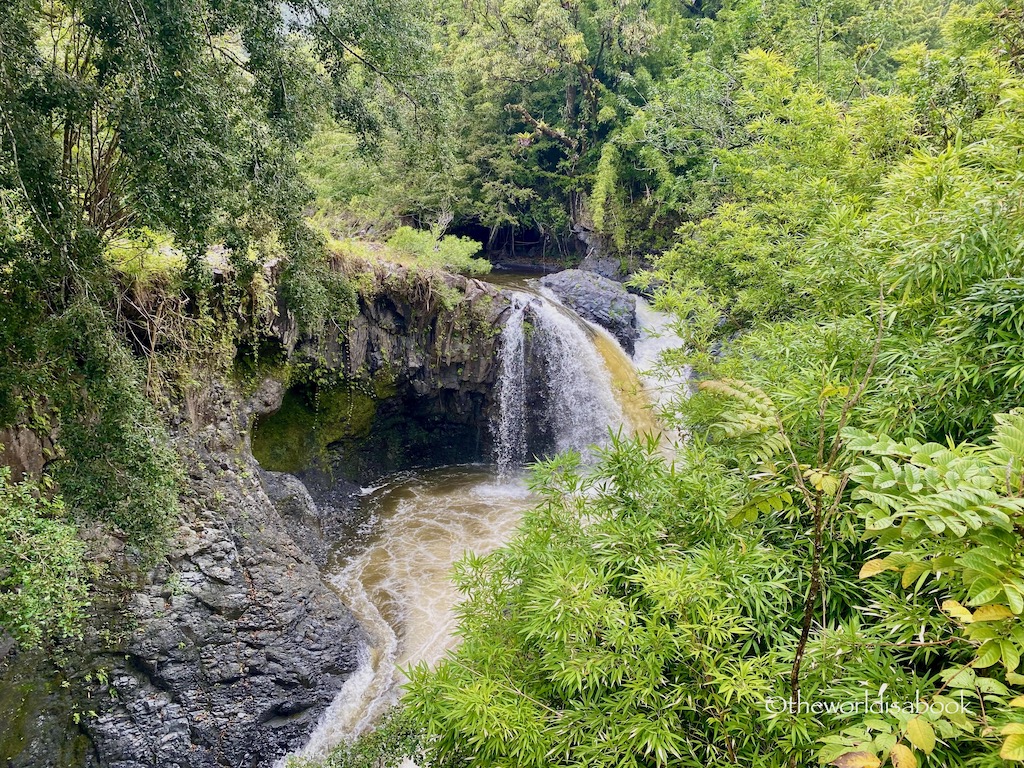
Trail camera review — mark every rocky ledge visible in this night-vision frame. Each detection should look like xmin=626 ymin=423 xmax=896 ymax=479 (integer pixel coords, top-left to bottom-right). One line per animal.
xmin=0 ymin=262 xmax=515 ymax=768
xmin=540 ymin=269 xmax=639 ymax=355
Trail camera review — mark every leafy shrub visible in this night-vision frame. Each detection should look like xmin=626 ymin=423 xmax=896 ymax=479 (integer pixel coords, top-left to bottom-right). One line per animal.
xmin=45 ymin=302 xmax=181 ymax=546
xmin=386 ymin=226 xmax=490 ymax=275
xmin=0 ymin=467 xmax=90 ymax=647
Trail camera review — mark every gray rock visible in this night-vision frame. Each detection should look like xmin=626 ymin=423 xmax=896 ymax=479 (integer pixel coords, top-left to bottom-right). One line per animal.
xmin=261 ymin=470 xmax=360 ymax=566
xmin=540 ymin=269 xmax=639 ymax=355
xmin=573 ymin=226 xmax=625 ymax=281
xmin=79 ymin=380 xmax=367 ymax=768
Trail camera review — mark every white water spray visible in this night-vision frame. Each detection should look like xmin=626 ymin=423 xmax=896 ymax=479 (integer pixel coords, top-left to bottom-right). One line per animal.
xmin=491 ymin=291 xmax=627 ymax=473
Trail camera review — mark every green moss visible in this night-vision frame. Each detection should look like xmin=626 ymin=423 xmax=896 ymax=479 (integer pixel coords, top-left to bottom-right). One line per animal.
xmin=0 ymin=678 xmax=33 ymax=763
xmin=251 ymin=373 xmax=396 ymax=473
xmin=251 ymin=390 xmax=318 ymax=473
xmin=232 ymin=339 xmax=292 ymax=387
xmin=313 ymin=386 xmax=378 ymax=444
xmin=0 ymin=662 xmax=90 ymax=768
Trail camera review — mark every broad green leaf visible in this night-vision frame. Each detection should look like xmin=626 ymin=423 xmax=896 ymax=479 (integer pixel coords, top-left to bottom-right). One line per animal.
xmin=902 ymin=562 xmax=929 ymax=589
xmin=1007 ymin=585 xmax=1024 ymax=615
xmin=974 ymin=640 xmax=1003 ymax=668
xmin=1004 ymin=640 xmax=1022 ymax=672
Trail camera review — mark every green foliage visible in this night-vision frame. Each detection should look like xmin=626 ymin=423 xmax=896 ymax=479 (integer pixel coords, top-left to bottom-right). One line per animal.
xmin=279 ymin=236 xmax=360 ymax=334
xmin=47 ymin=302 xmax=181 ymax=543
xmin=386 ymin=226 xmax=490 ymax=275
xmin=402 ymin=3 xmax=1024 ymax=768
xmin=286 ymin=707 xmax=421 ymax=768
xmin=814 ymin=413 xmax=1024 ymax=766
xmin=0 ymin=467 xmax=90 ymax=647
xmin=407 ymin=436 xmax=814 ymax=768
xmin=0 ymin=0 xmax=448 ymax=648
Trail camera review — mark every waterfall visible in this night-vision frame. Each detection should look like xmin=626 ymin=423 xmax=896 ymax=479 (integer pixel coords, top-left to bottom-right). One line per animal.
xmin=492 ymin=291 xmax=626 ymax=473
xmin=492 ymin=294 xmax=530 ymax=471
xmin=280 ymin=280 xmax=659 ymax=767
xmin=633 ymin=296 xmax=693 ymax=411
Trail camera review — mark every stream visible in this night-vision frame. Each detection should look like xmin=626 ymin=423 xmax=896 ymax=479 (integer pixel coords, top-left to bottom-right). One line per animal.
xmin=283 ymin=272 xmax=683 ymax=764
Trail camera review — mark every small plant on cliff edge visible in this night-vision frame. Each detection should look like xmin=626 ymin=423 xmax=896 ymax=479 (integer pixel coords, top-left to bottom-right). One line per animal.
xmin=386 ymin=226 xmax=491 ymax=275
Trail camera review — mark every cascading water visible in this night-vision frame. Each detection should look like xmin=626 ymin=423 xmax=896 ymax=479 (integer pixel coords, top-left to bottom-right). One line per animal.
xmin=491 ymin=291 xmax=628 ymax=473
xmin=633 ymin=296 xmax=692 ymax=409
xmin=285 ymin=468 xmax=533 ymax=765
xmin=492 ymin=294 xmax=530 ymax=471
xmin=281 ymin=278 xmax=673 ymax=766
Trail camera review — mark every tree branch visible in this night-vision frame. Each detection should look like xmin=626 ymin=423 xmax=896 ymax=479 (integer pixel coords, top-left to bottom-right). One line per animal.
xmin=507 ymin=104 xmax=578 ymax=151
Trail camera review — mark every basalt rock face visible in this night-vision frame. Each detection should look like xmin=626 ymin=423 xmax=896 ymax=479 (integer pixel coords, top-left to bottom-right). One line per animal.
xmin=1 ymin=263 xmax=514 ymax=768
xmin=540 ymin=269 xmax=639 ymax=355
xmin=258 ymin=265 xmax=513 ymax=485
xmin=83 ymin=377 xmax=366 ymax=768
xmin=86 ymin=270 xmax=513 ymax=768
xmin=573 ymin=226 xmax=625 ymax=282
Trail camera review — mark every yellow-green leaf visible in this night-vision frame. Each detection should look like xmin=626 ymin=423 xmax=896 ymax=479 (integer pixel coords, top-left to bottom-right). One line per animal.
xmin=1002 ymin=734 xmax=1024 ymax=760
xmin=906 ymin=717 xmax=935 ymax=755
xmin=1009 ymin=696 xmax=1024 ymax=707
xmin=1002 ymin=724 xmax=1024 ymax=735
xmin=832 ymin=751 xmax=881 ymax=768
xmin=889 ymin=744 xmax=917 ymax=768
xmin=942 ymin=600 xmax=974 ymax=623
xmin=973 ymin=604 xmax=1014 ymax=622
xmin=974 ymin=640 xmax=1003 ymax=668
xmin=902 ymin=562 xmax=929 ymax=589
xmin=860 ymin=560 xmax=890 ymax=579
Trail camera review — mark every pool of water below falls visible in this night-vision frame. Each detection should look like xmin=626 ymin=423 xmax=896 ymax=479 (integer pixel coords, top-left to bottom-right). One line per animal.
xmin=282 ymin=276 xmax=686 ymax=764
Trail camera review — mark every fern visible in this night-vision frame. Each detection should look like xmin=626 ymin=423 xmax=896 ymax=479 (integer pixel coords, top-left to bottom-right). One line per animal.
xmin=698 ymin=379 xmax=790 ymax=465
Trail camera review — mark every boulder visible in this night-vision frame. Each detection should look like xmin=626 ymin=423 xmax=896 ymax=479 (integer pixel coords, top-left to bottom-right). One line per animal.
xmin=540 ymin=269 xmax=639 ymax=355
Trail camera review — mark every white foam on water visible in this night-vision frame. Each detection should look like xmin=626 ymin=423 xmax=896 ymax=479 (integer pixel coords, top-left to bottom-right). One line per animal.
xmin=283 ymin=468 xmax=533 ymax=764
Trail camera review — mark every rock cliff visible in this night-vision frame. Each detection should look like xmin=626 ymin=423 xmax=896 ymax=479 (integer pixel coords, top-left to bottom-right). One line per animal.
xmin=0 ymin=262 xmax=513 ymax=768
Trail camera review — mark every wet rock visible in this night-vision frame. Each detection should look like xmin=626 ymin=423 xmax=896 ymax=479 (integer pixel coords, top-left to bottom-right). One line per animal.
xmin=261 ymin=470 xmax=359 ymax=566
xmin=255 ymin=266 xmax=515 ymax=483
xmin=540 ymin=269 xmax=639 ymax=355
xmin=80 ymin=381 xmax=367 ymax=768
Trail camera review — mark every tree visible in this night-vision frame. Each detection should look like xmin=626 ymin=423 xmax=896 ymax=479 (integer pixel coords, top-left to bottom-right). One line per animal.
xmin=0 ymin=0 xmax=447 ymax=636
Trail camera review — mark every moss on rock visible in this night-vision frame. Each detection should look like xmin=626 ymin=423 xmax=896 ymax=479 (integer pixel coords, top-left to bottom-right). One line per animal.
xmin=251 ymin=373 xmax=397 ymax=473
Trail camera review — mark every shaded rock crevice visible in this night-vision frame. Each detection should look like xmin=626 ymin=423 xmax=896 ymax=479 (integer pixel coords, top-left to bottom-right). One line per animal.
xmin=254 ymin=265 xmax=513 ymax=488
